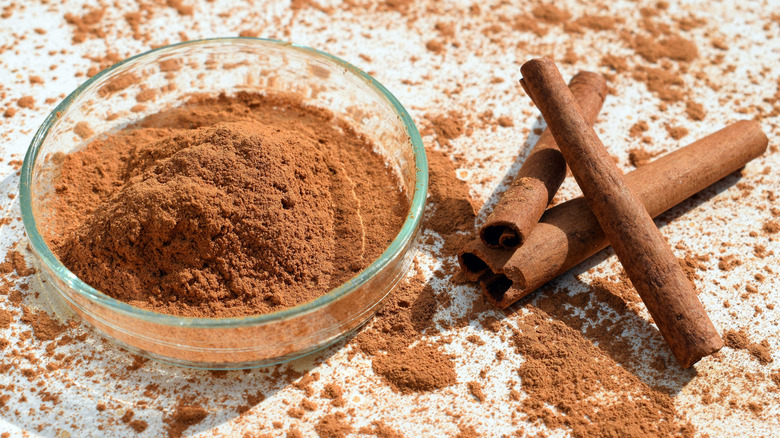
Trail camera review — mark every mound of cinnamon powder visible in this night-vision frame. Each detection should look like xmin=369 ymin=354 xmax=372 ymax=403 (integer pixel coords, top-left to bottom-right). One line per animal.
xmin=45 ymin=93 xmax=408 ymax=317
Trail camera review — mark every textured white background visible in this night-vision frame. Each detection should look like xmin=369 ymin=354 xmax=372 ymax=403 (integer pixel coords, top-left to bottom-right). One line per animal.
xmin=0 ymin=0 xmax=778 ymax=436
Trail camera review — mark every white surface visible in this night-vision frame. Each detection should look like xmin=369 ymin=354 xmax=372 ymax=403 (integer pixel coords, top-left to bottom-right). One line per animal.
xmin=0 ymin=0 xmax=779 ymax=437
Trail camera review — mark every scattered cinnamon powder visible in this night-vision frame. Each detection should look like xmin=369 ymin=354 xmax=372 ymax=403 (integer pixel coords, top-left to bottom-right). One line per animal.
xmin=455 ymin=424 xmax=480 ymax=438
xmin=163 ymin=402 xmax=208 ymax=438
xmin=629 ymin=120 xmax=649 ymax=138
xmin=467 ymin=381 xmax=486 ymax=402
xmin=0 ymin=250 xmax=36 ymax=277
xmin=576 ymin=15 xmax=616 ymax=31
xmin=749 ymin=342 xmax=773 ymax=365
xmin=723 ymin=328 xmax=750 ymax=349
xmin=353 ymin=268 xmax=455 ymax=392
xmin=121 ymin=410 xmax=149 ymax=433
xmin=360 ymin=421 xmax=404 ymax=438
xmin=314 ymin=412 xmax=352 ymax=438
xmin=236 ymin=390 xmax=265 ymax=414
xmin=372 ymin=342 xmax=456 ymax=393
xmin=724 ymin=329 xmax=773 ymax=365
xmin=665 ymin=124 xmax=689 ymax=140
xmin=601 ymin=53 xmax=629 ymax=72
xmin=321 ymin=383 xmax=345 ymax=407
xmin=513 ymin=303 xmax=695 ymax=436
xmin=20 ymin=307 xmax=66 ymax=342
xmin=0 ymin=309 xmax=11 ymax=329
xmin=17 ymin=96 xmax=35 ymax=109
xmin=73 ymin=122 xmax=94 ymax=139
xmin=8 ymin=289 xmax=23 ymax=306
xmin=425 ymin=150 xmax=477 ymax=235
xmin=680 ymin=252 xmax=709 ymax=282
xmin=435 ymin=21 xmax=455 ymax=38
xmin=771 ymin=373 xmax=780 ymax=389
xmin=685 ymin=101 xmax=706 ymax=121
xmin=718 ymin=255 xmax=742 ymax=271
xmin=763 ymin=220 xmax=780 ymax=234
xmin=496 ymin=115 xmax=514 ymax=127
xmin=2 ymin=1 xmax=780 ymax=436
xmin=425 ymin=39 xmax=445 ymax=54
xmin=428 ymin=111 xmax=466 ymax=145
xmin=531 ymin=5 xmax=571 ymax=24
xmin=135 ymin=88 xmax=157 ymax=102
xmin=166 ymin=0 xmax=194 ymax=16
xmin=353 ymin=146 xmax=475 ymax=394
xmin=98 ymin=73 xmax=139 ymax=96
xmin=45 ymin=93 xmax=407 ymax=317
xmin=632 ymin=34 xmax=698 ymax=63
xmin=513 ymin=15 xmax=549 ymax=36
xmin=63 ymin=7 xmax=106 ymax=43
xmin=633 ymin=67 xmax=685 ymax=102
xmin=628 ymin=147 xmax=659 ymax=167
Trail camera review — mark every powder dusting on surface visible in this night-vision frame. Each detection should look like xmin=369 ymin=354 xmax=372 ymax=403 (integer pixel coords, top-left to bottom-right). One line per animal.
xmin=0 ymin=0 xmax=779 ymax=436
xmin=513 ymin=305 xmax=694 ymax=436
xmin=163 ymin=401 xmax=208 ymax=438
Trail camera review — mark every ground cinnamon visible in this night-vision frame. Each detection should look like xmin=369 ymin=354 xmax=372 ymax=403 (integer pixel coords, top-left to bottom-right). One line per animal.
xmin=44 ymin=92 xmax=408 ymax=318
xmin=519 ymin=57 xmax=723 ymax=367
xmin=479 ymin=71 xmax=607 ymax=248
xmin=460 ymin=120 xmax=768 ymax=303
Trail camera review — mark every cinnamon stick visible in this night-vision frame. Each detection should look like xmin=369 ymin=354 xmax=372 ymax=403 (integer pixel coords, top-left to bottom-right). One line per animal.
xmin=459 ymin=119 xmax=767 ymax=306
xmin=479 ymin=71 xmax=607 ymax=249
xmin=518 ymin=57 xmax=723 ymax=368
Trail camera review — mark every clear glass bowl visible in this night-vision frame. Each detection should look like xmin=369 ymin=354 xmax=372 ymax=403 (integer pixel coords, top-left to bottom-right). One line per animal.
xmin=19 ymin=38 xmax=427 ymax=369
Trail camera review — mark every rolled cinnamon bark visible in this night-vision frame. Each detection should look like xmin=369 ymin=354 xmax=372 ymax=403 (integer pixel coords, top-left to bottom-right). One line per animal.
xmin=519 ymin=57 xmax=722 ymax=368
xmin=460 ymin=119 xmax=767 ymax=306
xmin=479 ymin=71 xmax=607 ymax=249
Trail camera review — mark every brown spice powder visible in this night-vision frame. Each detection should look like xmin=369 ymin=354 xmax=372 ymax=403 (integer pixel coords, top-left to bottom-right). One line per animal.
xmin=0 ymin=250 xmax=37 ymax=277
xmin=426 ymin=150 xmax=477 ymax=235
xmin=576 ymin=15 xmax=616 ymax=31
xmin=314 ymin=412 xmax=352 ymax=438
xmin=428 ymin=111 xmax=466 ymax=145
xmin=163 ymin=401 xmax=208 ymax=438
xmin=724 ymin=329 xmax=774 ymax=365
xmin=633 ymin=34 xmax=698 ymax=63
xmin=513 ymin=303 xmax=695 ymax=436
xmin=531 ymin=5 xmax=571 ymax=24
xmin=763 ymin=220 xmax=780 ymax=234
xmin=353 ymin=148 xmax=474 ymax=393
xmin=16 ymin=96 xmax=35 ymax=109
xmin=0 ymin=309 xmax=11 ymax=329
xmin=20 ymin=307 xmax=66 ymax=342
xmin=3 ymin=0 xmax=779 ymax=435
xmin=628 ymin=147 xmax=659 ymax=167
xmin=45 ymin=93 xmax=408 ymax=317
xmin=372 ymin=342 xmax=457 ymax=393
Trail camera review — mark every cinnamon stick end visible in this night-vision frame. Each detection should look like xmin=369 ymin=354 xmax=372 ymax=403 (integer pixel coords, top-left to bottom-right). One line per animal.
xmin=458 ymin=251 xmax=489 ymax=282
xmin=481 ymin=276 xmax=530 ymax=310
xmin=480 ymin=223 xmax=521 ymax=249
xmin=498 ymin=228 xmax=521 ymax=248
xmin=678 ymin=335 xmax=725 ymax=369
xmin=480 ymin=273 xmax=515 ymax=308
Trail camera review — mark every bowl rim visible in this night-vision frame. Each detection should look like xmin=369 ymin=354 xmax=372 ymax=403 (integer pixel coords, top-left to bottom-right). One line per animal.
xmin=19 ymin=37 xmax=428 ymax=328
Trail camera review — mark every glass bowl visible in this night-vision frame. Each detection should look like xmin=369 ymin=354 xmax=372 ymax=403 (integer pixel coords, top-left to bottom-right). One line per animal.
xmin=19 ymin=38 xmax=427 ymax=369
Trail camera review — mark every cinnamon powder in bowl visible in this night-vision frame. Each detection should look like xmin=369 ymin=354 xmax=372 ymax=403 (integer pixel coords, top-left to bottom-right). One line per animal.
xmin=20 ymin=38 xmax=427 ymax=369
